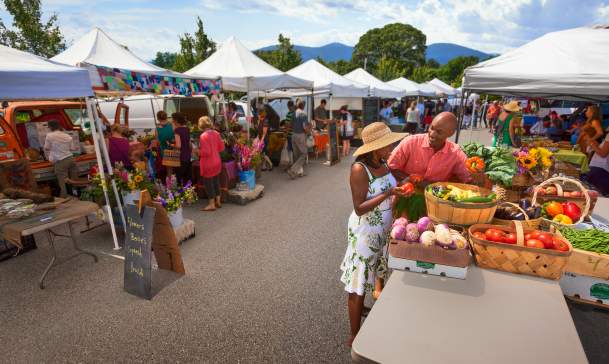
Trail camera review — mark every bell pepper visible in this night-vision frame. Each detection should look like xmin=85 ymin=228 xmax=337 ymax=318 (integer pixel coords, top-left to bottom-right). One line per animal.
xmin=561 ymin=202 xmax=581 ymax=222
xmin=553 ymin=214 xmax=573 ymax=225
xmin=465 ymin=156 xmax=485 ymax=173
xmin=545 ymin=201 xmax=563 ymax=217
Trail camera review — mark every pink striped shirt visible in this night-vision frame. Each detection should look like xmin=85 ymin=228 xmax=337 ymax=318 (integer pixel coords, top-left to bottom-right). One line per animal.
xmin=387 ymin=134 xmax=471 ymax=183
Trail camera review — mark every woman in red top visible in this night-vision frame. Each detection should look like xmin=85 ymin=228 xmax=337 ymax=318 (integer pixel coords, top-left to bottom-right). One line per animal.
xmin=198 ymin=116 xmax=225 ymax=211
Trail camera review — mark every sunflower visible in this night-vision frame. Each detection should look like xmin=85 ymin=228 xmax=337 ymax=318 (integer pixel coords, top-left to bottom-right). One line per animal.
xmin=518 ymin=156 xmax=537 ymax=169
xmin=529 ymin=148 xmax=539 ymax=160
xmin=128 ymin=182 xmax=136 ymax=191
xmin=134 ymin=174 xmax=144 ymax=183
xmin=538 ymin=147 xmax=552 ymax=158
xmin=541 ymin=157 xmax=552 ymax=169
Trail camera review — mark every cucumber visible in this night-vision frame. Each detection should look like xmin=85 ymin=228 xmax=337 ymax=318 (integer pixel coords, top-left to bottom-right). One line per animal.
xmin=459 ymin=196 xmax=494 ymax=203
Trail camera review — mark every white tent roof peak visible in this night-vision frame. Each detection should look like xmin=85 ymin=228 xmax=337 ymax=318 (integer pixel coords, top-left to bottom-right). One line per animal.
xmin=52 ymin=27 xmax=165 ymax=72
xmin=287 ymin=59 xmax=369 ymax=97
xmin=186 ymin=36 xmax=312 ymax=92
xmin=343 ymin=68 xmax=404 ymax=98
xmin=426 ymin=78 xmax=457 ymax=96
xmin=386 ymin=77 xmax=438 ymax=97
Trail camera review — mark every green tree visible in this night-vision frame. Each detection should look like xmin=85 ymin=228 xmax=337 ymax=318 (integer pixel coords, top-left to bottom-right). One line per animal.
xmin=254 ymin=34 xmax=302 ymax=71
xmin=151 ymin=51 xmax=178 ymax=69
xmin=316 ymin=57 xmax=356 ymax=75
xmin=352 ymin=23 xmax=426 ymax=75
xmin=410 ymin=66 xmax=439 ymax=83
xmin=0 ymin=0 xmax=65 ymax=57
xmin=437 ymin=56 xmax=479 ymax=87
xmin=426 ymin=58 xmax=440 ymax=68
xmin=374 ymin=56 xmax=405 ymax=81
xmin=173 ymin=17 xmax=215 ymax=72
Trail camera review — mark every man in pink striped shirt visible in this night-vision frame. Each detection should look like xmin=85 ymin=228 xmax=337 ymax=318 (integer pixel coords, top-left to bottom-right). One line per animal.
xmin=388 ymin=112 xmax=472 ymax=184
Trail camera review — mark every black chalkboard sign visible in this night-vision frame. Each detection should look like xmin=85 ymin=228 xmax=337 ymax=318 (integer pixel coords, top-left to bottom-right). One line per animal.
xmin=362 ymin=97 xmax=380 ymax=125
xmin=124 ymin=203 xmax=156 ymax=300
xmin=327 ymin=121 xmax=340 ymax=164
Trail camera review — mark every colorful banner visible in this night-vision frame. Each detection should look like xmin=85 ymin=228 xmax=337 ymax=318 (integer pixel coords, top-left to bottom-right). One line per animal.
xmin=96 ymin=66 xmax=221 ymax=95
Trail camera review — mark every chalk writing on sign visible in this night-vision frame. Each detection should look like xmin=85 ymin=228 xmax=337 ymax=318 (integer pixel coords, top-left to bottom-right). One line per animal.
xmin=123 ymin=204 xmax=155 ymax=300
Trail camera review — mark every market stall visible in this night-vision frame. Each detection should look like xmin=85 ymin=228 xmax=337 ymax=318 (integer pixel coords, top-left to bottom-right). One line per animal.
xmin=0 ymin=45 xmax=102 ymax=286
xmin=343 ymin=68 xmax=404 ymax=99
xmin=386 ymin=77 xmax=438 ymax=98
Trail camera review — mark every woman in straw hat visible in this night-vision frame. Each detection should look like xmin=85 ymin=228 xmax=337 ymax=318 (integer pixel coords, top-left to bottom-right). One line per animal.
xmin=339 ymin=122 xmax=410 ymax=346
xmin=492 ymin=100 xmax=521 ymax=147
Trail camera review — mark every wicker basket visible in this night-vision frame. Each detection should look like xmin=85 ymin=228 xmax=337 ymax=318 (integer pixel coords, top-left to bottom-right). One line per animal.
xmin=531 ymin=179 xmax=597 ymax=216
xmin=425 ymin=182 xmax=497 ymax=226
xmin=492 ymin=201 xmax=541 ymax=230
xmin=469 ymin=221 xmax=572 ymax=280
xmin=389 ymin=240 xmax=471 ymax=268
xmin=531 ymin=176 xmax=590 ymax=229
xmin=494 ymin=185 xmax=526 ymax=203
xmin=161 ymin=149 xmax=181 ymax=167
xmin=512 ymin=173 xmax=533 ymax=187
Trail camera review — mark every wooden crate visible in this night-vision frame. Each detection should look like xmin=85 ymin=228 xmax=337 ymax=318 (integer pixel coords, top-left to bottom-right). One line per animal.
xmin=564 ymin=249 xmax=609 ymax=280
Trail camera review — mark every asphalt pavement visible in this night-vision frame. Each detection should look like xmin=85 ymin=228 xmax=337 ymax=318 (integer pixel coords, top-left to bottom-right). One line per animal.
xmin=0 ymin=128 xmax=608 ymax=363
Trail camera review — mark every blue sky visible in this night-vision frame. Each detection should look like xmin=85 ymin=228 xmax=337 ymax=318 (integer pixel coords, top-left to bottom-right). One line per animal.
xmin=2 ymin=0 xmax=609 ymax=60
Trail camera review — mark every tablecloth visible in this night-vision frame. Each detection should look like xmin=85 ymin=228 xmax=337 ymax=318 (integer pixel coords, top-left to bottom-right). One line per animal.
xmin=554 ymin=150 xmax=590 ymax=173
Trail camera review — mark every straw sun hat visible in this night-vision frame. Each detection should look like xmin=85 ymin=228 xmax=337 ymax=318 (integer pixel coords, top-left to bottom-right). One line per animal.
xmin=353 ymin=122 xmax=407 ymax=157
xmin=503 ymin=100 xmax=521 ymax=113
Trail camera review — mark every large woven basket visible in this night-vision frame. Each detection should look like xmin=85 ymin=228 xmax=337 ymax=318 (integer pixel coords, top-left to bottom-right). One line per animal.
xmin=531 ymin=177 xmax=597 ymax=216
xmin=531 ymin=176 xmax=590 ymax=228
xmin=492 ymin=201 xmax=541 ymax=230
xmin=425 ymin=182 xmax=497 ymax=226
xmin=469 ymin=221 xmax=572 ymax=280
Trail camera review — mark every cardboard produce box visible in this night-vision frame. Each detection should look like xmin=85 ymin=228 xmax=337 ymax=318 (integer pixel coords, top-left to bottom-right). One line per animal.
xmin=388 ymin=255 xmax=468 ymax=279
xmin=560 ymin=272 xmax=609 ymax=307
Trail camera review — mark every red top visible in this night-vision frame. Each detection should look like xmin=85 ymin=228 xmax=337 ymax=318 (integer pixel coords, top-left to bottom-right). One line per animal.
xmin=387 ymin=134 xmax=471 ymax=183
xmin=199 ymin=130 xmax=224 ymax=178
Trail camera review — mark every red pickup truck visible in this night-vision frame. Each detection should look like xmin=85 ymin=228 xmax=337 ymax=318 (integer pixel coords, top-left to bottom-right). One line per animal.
xmin=0 ymin=101 xmax=98 ymax=183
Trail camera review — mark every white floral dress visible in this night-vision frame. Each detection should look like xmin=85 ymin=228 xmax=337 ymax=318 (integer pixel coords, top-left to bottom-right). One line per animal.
xmin=340 ymin=162 xmax=396 ymax=296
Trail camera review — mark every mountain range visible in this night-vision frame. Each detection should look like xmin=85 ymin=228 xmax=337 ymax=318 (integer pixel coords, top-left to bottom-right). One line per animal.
xmin=257 ymin=42 xmax=493 ymax=65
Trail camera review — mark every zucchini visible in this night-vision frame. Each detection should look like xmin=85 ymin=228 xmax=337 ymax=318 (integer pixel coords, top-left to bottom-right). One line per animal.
xmin=459 ymin=196 xmax=494 ymax=203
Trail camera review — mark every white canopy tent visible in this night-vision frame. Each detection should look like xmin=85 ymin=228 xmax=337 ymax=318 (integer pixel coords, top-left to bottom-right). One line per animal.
xmin=0 ymin=45 xmax=93 ymax=100
xmin=426 ymin=78 xmax=457 ymax=96
xmin=343 ymin=68 xmax=404 ymax=99
xmin=286 ymin=59 xmax=369 ymax=97
xmin=52 ymin=28 xmax=214 ymax=87
xmin=463 ymin=26 xmax=609 ymax=102
xmin=185 ymin=36 xmax=312 ymax=92
xmin=387 ymin=77 xmax=438 ymax=97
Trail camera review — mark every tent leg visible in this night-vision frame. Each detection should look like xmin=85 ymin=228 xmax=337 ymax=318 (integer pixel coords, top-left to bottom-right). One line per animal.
xmin=246 ymin=78 xmax=251 ymax=140
xmin=455 ymin=91 xmax=467 ymax=144
xmin=85 ymin=98 xmax=121 ymax=251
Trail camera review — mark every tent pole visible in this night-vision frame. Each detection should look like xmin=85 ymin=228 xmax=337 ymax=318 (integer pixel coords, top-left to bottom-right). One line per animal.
xmin=455 ymin=89 xmax=467 ymax=144
xmin=85 ymin=97 xmax=121 ymax=251
xmin=246 ymin=78 xmax=251 ymax=140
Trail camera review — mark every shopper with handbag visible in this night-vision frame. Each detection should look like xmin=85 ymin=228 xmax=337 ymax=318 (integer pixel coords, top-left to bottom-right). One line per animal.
xmin=339 ymin=105 xmax=354 ymax=157
xmin=287 ymin=100 xmax=310 ymax=179
xmin=170 ymin=112 xmax=192 ymax=185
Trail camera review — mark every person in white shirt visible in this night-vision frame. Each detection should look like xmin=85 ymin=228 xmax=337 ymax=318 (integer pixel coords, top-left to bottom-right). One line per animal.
xmin=586 ymin=132 xmax=609 ymax=196
xmin=44 ymin=120 xmax=78 ymax=197
xmin=403 ymin=101 xmax=420 ymax=134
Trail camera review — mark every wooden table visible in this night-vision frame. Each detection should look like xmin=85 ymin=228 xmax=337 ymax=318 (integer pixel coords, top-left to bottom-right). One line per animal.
xmin=352 ymin=267 xmax=588 ymax=364
xmin=1 ymin=200 xmax=99 ymax=289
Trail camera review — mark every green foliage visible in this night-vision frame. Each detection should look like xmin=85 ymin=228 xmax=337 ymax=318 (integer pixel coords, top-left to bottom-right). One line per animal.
xmin=374 ymin=56 xmax=405 ymax=81
xmin=436 ymin=56 xmax=479 ymax=87
xmin=352 ymin=23 xmax=426 ymax=75
xmin=410 ymin=66 xmax=438 ymax=83
xmin=151 ymin=51 xmax=177 ymax=69
xmin=173 ymin=16 xmax=216 ymax=72
xmin=316 ymin=57 xmax=356 ymax=75
xmin=254 ymin=33 xmax=302 ymax=71
xmin=0 ymin=0 xmax=65 ymax=57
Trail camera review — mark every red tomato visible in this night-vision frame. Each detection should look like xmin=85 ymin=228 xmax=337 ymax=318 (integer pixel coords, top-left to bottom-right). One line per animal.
xmin=529 ymin=231 xmax=542 ymax=240
xmin=525 ymin=239 xmax=545 ymax=249
xmin=524 ymin=233 xmax=532 ymax=241
xmin=486 ymin=229 xmax=506 ymax=242
xmin=553 ymin=238 xmax=569 ymax=252
xmin=503 ymin=233 xmax=517 ymax=244
xmin=472 ymin=231 xmax=486 ymax=240
xmin=537 ymin=233 xmax=555 ymax=249
xmin=401 ymin=182 xmax=415 ymax=195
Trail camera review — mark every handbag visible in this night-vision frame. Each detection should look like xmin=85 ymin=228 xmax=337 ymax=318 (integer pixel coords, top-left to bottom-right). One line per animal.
xmin=161 ymin=148 xmax=181 ymax=167
xmin=306 ymin=135 xmax=315 ymax=148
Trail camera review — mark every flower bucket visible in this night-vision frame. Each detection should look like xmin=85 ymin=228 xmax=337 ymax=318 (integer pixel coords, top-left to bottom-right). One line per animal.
xmin=168 ymin=207 xmax=184 ymax=228
xmin=122 ymin=190 xmax=141 ymax=206
xmin=239 ymin=170 xmax=256 ymax=190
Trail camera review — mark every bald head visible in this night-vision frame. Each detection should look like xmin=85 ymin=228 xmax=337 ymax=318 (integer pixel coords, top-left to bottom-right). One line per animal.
xmin=428 ymin=112 xmax=458 ymax=151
